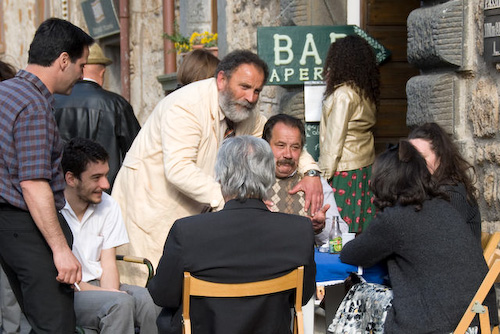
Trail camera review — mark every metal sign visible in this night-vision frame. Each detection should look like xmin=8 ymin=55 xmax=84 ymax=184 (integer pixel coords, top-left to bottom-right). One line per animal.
xmin=257 ymin=25 xmax=390 ymax=85
xmin=81 ymin=0 xmax=120 ymax=39
xmin=484 ymin=3 xmax=500 ymax=63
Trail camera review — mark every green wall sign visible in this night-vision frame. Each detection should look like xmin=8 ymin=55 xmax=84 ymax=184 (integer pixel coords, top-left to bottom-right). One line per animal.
xmin=81 ymin=0 xmax=120 ymax=39
xmin=257 ymin=25 xmax=390 ymax=85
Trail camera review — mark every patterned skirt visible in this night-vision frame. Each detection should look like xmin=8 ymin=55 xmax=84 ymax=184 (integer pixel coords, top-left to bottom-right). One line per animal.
xmin=328 ymin=282 xmax=479 ymax=334
xmin=328 ymin=282 xmax=393 ymax=334
xmin=328 ymin=166 xmax=376 ymax=233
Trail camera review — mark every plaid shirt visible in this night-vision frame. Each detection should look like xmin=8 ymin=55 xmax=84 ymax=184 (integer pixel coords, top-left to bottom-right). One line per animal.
xmin=0 ymin=70 xmax=65 ymax=211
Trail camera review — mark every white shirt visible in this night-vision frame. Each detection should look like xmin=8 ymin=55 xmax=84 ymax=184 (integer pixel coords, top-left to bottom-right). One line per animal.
xmin=61 ymin=192 xmax=129 ymax=282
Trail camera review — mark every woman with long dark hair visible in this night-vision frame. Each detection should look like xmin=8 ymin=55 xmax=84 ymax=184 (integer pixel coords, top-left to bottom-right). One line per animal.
xmin=319 ymin=35 xmax=380 ymax=233
xmin=328 ymin=141 xmax=497 ymax=334
xmin=409 ymin=122 xmax=481 ymax=243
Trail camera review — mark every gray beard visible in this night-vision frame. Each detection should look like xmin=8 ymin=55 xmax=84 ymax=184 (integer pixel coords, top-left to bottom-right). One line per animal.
xmin=219 ymin=90 xmax=256 ymax=123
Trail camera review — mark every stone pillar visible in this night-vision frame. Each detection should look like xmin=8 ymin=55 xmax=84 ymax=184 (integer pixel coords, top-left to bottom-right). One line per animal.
xmin=407 ymin=0 xmax=500 ymax=232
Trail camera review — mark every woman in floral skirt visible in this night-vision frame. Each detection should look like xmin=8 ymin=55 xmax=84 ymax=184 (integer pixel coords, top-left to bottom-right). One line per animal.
xmin=318 ymin=35 xmax=380 ymax=233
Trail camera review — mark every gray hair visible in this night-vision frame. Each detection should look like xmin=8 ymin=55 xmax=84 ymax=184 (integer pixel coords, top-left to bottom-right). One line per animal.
xmin=215 ymin=136 xmax=275 ymax=201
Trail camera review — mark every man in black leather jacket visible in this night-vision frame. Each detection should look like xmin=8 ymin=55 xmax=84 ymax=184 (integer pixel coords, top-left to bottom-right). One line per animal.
xmin=54 ymin=43 xmax=141 ymax=189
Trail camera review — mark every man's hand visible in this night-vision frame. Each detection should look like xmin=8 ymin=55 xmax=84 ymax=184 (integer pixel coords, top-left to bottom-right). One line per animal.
xmin=263 ymin=199 xmax=276 ymax=212
xmin=53 ymin=246 xmax=82 ymax=284
xmin=20 ymin=179 xmax=82 ymax=285
xmin=308 ymin=204 xmax=330 ymax=234
xmin=289 ymin=175 xmax=324 ymax=215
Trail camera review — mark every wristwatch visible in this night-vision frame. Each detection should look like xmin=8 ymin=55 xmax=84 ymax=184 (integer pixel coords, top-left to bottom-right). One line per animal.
xmin=305 ymin=169 xmax=320 ymax=177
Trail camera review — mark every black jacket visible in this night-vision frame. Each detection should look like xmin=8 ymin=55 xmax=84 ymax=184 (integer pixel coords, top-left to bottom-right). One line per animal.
xmin=341 ymin=199 xmax=498 ymax=333
xmin=54 ymin=80 xmax=141 ymax=188
xmin=148 ymin=199 xmax=316 ymax=334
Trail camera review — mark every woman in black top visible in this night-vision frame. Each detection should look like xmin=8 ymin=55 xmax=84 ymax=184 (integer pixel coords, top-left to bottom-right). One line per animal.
xmin=408 ymin=122 xmax=481 ymax=243
xmin=329 ymin=140 xmax=497 ymax=334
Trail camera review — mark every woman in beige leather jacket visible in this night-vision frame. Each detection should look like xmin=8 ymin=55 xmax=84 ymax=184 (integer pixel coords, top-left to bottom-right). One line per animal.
xmin=318 ymin=35 xmax=380 ymax=233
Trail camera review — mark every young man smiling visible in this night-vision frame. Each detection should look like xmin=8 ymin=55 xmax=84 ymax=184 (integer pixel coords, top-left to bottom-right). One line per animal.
xmin=61 ymin=138 xmax=159 ymax=334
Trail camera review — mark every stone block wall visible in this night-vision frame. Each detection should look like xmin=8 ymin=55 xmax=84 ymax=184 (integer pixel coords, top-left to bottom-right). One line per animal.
xmin=407 ymin=0 xmax=500 ymax=234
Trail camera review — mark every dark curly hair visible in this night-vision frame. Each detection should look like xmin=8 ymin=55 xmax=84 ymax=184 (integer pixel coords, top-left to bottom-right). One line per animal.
xmin=370 ymin=140 xmax=447 ymax=211
xmin=323 ymin=35 xmax=380 ymax=106
xmin=408 ymin=122 xmax=477 ymax=203
xmin=62 ymin=138 xmax=109 ymax=179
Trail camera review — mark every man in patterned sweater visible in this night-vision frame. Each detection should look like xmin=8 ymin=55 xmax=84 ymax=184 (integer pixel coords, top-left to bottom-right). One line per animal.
xmin=262 ymin=114 xmax=347 ymax=246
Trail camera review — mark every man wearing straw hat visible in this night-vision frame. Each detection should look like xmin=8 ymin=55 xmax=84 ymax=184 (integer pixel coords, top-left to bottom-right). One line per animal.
xmin=54 ymin=43 xmax=141 ymax=188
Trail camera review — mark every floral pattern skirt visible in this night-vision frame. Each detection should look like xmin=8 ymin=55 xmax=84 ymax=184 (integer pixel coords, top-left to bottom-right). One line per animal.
xmin=328 ymin=166 xmax=376 ymax=233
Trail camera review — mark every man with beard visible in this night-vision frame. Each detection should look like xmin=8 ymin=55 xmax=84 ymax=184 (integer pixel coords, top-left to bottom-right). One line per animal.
xmin=263 ymin=114 xmax=348 ymax=246
xmin=61 ymin=138 xmax=159 ymax=333
xmin=112 ymin=50 xmax=323 ymax=285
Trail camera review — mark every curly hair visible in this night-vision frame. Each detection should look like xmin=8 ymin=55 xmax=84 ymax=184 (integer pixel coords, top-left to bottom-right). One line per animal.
xmin=371 ymin=140 xmax=447 ymax=211
xmin=62 ymin=137 xmax=109 ymax=179
xmin=408 ymin=122 xmax=477 ymax=203
xmin=323 ymin=35 xmax=380 ymax=106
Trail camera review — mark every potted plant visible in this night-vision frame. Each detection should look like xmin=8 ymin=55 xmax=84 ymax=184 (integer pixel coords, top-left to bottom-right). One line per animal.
xmin=159 ymin=25 xmax=219 ymax=94
xmin=164 ymin=30 xmax=218 ymax=56
xmin=189 ymin=31 xmax=218 ymax=56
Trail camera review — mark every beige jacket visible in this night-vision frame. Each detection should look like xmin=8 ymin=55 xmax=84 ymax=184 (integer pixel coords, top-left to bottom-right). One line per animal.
xmin=112 ymin=78 xmax=317 ymax=285
xmin=318 ymin=84 xmax=376 ymax=180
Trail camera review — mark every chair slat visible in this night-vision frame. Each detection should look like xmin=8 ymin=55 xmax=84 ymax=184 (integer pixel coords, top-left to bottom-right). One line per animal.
xmin=454 ymin=250 xmax=500 ymax=334
xmin=182 ymin=266 xmax=304 ymax=334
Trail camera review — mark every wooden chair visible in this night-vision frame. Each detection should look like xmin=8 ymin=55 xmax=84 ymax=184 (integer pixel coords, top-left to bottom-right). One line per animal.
xmin=482 ymin=232 xmax=500 ymax=268
xmin=182 ymin=266 xmax=305 ymax=334
xmin=454 ymin=249 xmax=500 ymax=334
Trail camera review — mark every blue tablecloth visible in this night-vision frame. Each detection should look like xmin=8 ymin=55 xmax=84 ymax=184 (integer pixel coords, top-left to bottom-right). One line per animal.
xmin=315 ymin=248 xmax=387 ymax=285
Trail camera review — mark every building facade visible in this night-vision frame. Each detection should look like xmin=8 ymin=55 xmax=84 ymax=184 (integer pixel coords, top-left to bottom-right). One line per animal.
xmin=0 ymin=0 xmax=498 ymax=233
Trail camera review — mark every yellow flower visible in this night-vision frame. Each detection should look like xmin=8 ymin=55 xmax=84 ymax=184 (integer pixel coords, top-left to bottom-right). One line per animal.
xmin=189 ymin=31 xmax=217 ymax=48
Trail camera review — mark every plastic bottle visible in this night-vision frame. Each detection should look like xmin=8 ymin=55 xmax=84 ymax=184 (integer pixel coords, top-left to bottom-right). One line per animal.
xmin=328 ymin=216 xmax=342 ymax=254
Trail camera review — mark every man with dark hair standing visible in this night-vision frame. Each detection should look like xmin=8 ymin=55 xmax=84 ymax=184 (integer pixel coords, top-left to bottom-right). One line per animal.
xmin=0 ymin=18 xmax=94 ymax=333
xmin=54 ymin=43 xmax=141 ymax=189
xmin=148 ymin=136 xmax=316 ymax=334
xmin=112 ymin=50 xmax=323 ymax=286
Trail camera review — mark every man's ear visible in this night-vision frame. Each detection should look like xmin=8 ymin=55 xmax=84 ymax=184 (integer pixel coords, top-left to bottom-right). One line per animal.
xmin=65 ymin=171 xmax=77 ymax=186
xmin=216 ymin=71 xmax=227 ymax=90
xmin=57 ymin=52 xmax=71 ymax=71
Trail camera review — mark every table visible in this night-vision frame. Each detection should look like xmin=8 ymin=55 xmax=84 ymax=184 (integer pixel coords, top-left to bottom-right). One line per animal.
xmin=310 ymin=248 xmax=388 ymax=333
xmin=315 ymin=249 xmax=361 ymax=286
xmin=315 ymin=248 xmax=387 ymax=285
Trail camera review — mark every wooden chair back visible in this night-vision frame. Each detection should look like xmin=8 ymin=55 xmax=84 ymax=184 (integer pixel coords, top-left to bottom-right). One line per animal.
xmin=454 ymin=249 xmax=500 ymax=334
xmin=482 ymin=232 xmax=500 ymax=268
xmin=182 ymin=266 xmax=304 ymax=334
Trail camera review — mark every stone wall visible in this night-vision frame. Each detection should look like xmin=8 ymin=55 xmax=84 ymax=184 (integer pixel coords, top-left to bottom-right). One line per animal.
xmin=128 ymin=1 xmax=165 ymax=124
xmin=0 ymin=0 xmax=344 ymax=125
xmin=407 ymin=0 xmax=500 ymax=233
xmin=1 ymin=0 xmax=41 ymax=70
